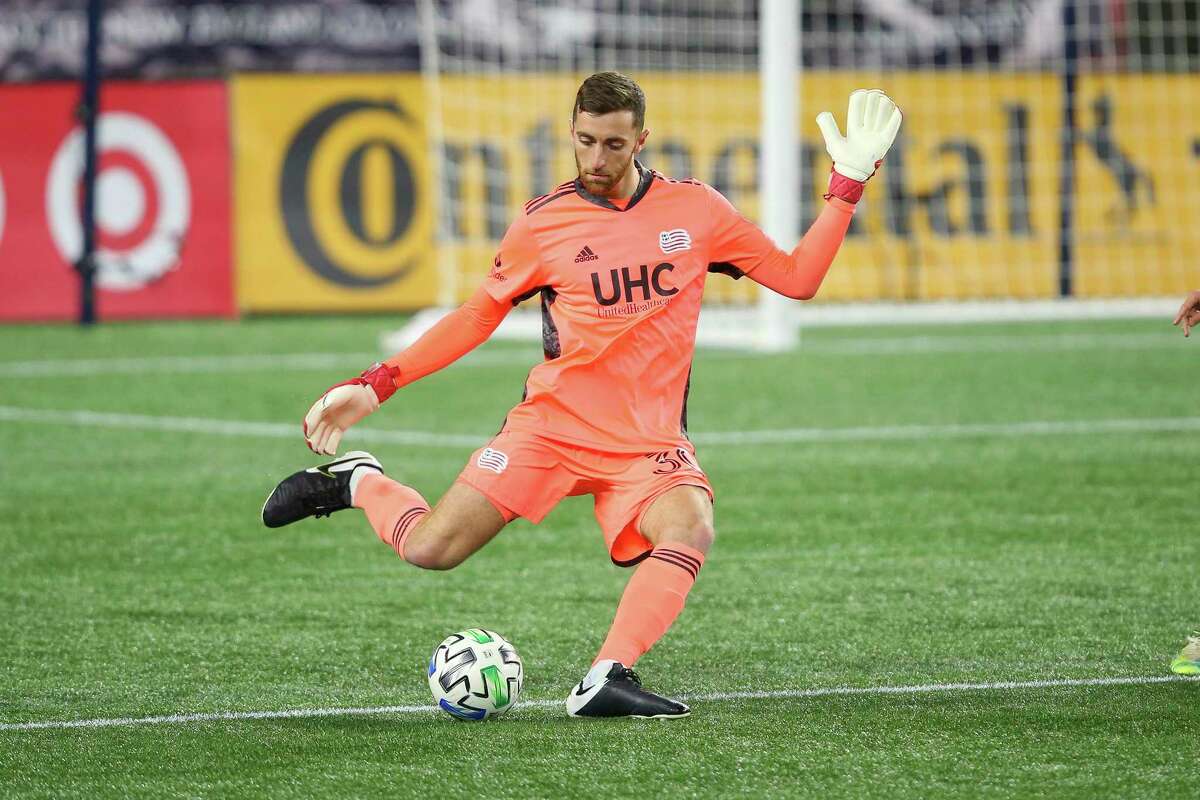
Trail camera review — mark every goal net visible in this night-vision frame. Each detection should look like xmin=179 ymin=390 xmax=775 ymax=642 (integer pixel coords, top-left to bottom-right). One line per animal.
xmin=386 ymin=0 xmax=1200 ymax=352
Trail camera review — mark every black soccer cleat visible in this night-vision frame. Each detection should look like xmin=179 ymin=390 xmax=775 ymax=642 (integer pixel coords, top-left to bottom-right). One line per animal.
xmin=566 ymin=660 xmax=691 ymax=719
xmin=261 ymin=451 xmax=382 ymax=528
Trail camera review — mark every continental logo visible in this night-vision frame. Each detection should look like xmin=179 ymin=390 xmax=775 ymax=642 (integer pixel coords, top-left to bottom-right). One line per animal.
xmin=280 ymin=98 xmax=423 ymax=288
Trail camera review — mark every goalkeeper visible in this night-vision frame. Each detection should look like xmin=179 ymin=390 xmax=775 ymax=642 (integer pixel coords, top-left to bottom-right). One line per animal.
xmin=263 ymin=72 xmax=902 ymax=718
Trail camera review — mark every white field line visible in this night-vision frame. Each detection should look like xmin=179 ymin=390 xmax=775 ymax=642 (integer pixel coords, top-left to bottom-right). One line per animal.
xmin=0 ymin=351 xmax=542 ymax=378
xmin=0 ymin=332 xmax=1184 ymax=378
xmin=801 ymin=332 xmax=1184 ymax=355
xmin=0 ymin=407 xmax=484 ymax=448
xmin=0 ymin=349 xmax=758 ymax=379
xmin=1 ymin=674 xmax=1194 ymax=732
xmin=693 ymin=416 xmax=1200 ymax=445
xmin=2 ymin=406 xmax=1200 ymax=449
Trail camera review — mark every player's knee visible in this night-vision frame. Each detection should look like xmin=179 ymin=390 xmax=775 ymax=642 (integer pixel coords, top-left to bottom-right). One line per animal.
xmin=690 ymin=520 xmax=716 ymax=553
xmin=402 ymin=535 xmax=465 ymax=571
xmin=657 ymin=519 xmax=715 ymax=554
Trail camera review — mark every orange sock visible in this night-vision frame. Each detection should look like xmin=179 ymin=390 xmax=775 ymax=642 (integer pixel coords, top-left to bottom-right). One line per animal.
xmin=352 ymin=472 xmax=430 ymax=561
xmin=594 ymin=542 xmax=705 ymax=667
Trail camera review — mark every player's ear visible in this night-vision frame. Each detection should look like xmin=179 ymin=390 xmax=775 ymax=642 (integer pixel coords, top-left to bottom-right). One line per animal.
xmin=634 ymin=128 xmax=650 ymax=154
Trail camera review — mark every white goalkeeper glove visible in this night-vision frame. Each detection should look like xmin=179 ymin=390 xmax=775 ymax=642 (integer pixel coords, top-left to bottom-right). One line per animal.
xmin=816 ymin=88 xmax=903 ymax=204
xmin=303 ymin=362 xmax=399 ymax=455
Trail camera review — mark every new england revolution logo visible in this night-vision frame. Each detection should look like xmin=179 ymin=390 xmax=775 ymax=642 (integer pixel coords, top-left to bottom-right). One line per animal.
xmin=477 ymin=448 xmax=509 ymax=474
xmin=659 ymin=228 xmax=691 ymax=254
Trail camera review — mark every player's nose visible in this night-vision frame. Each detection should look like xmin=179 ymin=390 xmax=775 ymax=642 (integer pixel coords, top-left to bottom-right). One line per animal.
xmin=589 ymin=146 xmax=606 ymax=169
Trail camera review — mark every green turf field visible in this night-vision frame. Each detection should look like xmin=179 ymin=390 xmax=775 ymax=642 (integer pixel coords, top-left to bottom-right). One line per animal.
xmin=1 ymin=315 xmax=1197 ymax=798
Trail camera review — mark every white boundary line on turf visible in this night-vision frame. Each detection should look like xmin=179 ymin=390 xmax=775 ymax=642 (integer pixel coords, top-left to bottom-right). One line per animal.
xmin=0 ymin=406 xmax=485 ymax=448
xmin=693 ymin=416 xmax=1200 ymax=445
xmin=0 ymin=331 xmax=1186 ymax=378
xmin=791 ymin=297 xmax=1178 ymax=326
xmin=802 ymin=331 xmax=1184 ymax=355
xmin=2 ymin=406 xmax=1200 ymax=449
xmin=1 ymin=675 xmax=1194 ymax=732
xmin=0 ymin=351 xmax=543 ymax=378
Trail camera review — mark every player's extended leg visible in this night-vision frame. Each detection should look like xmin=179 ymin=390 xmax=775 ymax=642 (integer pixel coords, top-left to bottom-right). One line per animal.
xmin=596 ymin=484 xmax=713 ymax=665
xmin=261 ymin=451 xmax=509 ymax=570
xmin=356 ymin=476 xmax=508 ymax=570
xmin=568 ymin=485 xmax=713 ymax=719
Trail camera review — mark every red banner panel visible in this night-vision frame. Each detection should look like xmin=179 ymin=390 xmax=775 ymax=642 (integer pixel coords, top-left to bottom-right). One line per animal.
xmin=0 ymin=81 xmax=232 ymax=321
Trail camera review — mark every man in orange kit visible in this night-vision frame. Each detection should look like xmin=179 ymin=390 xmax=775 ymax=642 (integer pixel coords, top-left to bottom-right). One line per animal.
xmin=263 ymin=72 xmax=902 ymax=718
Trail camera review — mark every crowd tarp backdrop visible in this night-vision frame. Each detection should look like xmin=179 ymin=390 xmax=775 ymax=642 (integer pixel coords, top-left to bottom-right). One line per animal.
xmin=6 ymin=0 xmax=1185 ymax=82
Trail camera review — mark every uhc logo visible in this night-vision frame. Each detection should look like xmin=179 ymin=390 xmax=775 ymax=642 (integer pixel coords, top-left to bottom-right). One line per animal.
xmin=590 ymin=263 xmax=678 ymax=306
xmin=574 ymin=245 xmax=599 ymax=263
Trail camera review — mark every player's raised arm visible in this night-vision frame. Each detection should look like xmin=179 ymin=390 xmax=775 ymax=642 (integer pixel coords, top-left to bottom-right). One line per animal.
xmin=708 ymin=89 xmax=901 ymax=300
xmin=302 ymin=214 xmax=546 ymax=455
xmin=816 ymin=88 xmax=903 ymax=206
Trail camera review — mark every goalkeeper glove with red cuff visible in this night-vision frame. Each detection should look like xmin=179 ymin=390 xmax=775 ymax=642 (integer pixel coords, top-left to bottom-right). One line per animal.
xmin=303 ymin=362 xmax=399 ymax=455
xmin=816 ymin=89 xmax=903 ymax=204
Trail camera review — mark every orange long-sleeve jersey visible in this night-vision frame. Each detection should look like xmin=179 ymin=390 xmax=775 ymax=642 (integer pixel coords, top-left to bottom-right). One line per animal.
xmin=387 ymin=164 xmax=855 ymax=452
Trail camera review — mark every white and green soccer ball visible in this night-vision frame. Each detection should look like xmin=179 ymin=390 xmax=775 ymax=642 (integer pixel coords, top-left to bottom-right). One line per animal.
xmin=428 ymin=628 xmax=524 ymax=720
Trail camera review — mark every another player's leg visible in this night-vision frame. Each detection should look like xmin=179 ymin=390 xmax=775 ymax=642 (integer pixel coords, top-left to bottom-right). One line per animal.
xmin=262 ymin=451 xmax=509 ymax=570
xmin=1170 ymin=632 xmax=1200 ymax=675
xmin=568 ymin=483 xmax=713 ymax=719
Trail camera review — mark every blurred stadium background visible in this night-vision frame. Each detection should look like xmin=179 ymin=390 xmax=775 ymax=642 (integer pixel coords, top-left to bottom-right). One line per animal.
xmin=1 ymin=1 xmax=1197 ymax=336
xmin=3 ymin=4 xmax=1200 ymax=798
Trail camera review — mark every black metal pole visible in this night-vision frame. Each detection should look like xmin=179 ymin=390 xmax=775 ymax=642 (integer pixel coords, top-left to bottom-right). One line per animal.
xmin=77 ymin=0 xmax=104 ymax=325
xmin=1056 ymin=0 xmax=1078 ymax=298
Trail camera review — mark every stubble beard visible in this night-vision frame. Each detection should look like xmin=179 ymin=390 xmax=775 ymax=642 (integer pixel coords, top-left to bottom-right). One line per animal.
xmin=575 ymin=152 xmax=634 ymax=198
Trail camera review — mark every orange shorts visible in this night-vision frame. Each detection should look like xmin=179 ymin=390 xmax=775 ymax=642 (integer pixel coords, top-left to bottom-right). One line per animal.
xmin=456 ymin=429 xmax=713 ymax=566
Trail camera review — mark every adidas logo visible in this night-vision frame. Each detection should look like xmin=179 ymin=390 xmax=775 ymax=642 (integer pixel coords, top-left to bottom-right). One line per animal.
xmin=574 ymin=246 xmax=599 ymax=263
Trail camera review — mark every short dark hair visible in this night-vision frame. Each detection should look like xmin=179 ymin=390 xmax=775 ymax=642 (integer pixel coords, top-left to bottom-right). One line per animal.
xmin=572 ymin=71 xmax=645 ymax=130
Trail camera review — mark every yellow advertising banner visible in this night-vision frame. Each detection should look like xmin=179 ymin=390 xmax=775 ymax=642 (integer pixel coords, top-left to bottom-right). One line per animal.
xmin=798 ymin=73 xmax=1063 ymax=300
xmin=233 ymin=75 xmax=437 ymax=311
xmin=1073 ymin=75 xmax=1200 ymax=297
xmin=233 ymin=72 xmax=1200 ymax=310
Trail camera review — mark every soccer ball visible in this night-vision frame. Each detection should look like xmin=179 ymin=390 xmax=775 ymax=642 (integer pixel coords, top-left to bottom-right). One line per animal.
xmin=427 ymin=628 xmax=524 ymax=720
